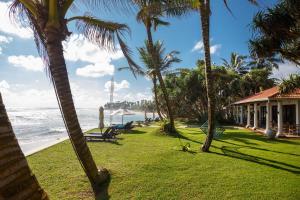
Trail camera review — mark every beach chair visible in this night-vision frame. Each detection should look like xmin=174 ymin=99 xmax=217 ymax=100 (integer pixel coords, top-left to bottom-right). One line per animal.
xmin=84 ymin=127 xmax=117 ymax=141
xmin=113 ymin=121 xmax=134 ymax=132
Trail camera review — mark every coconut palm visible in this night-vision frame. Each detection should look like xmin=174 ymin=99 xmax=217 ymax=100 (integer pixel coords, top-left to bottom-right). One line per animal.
xmin=9 ymin=0 xmax=139 ymax=193
xmin=139 ymin=41 xmax=181 ymax=123
xmin=132 ymin=0 xmax=189 ymax=132
xmin=0 ymin=93 xmax=48 ymax=199
xmin=249 ymin=0 xmax=300 ymax=65
xmin=190 ymin=0 xmax=258 ymax=152
xmin=222 ymin=52 xmax=248 ymax=74
xmin=279 ymin=74 xmax=300 ymax=94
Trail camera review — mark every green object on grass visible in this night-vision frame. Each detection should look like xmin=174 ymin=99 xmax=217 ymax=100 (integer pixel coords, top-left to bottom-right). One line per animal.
xmin=200 ymin=120 xmax=225 ymax=139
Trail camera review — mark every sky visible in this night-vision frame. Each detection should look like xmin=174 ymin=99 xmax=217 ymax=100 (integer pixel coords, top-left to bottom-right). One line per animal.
xmin=0 ymin=0 xmax=299 ymax=108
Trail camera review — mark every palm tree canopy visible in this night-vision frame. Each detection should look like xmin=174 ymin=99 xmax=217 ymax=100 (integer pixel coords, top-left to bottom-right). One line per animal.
xmin=279 ymin=74 xmax=300 ymax=94
xmin=221 ymin=52 xmax=247 ymax=74
xmin=249 ymin=0 xmax=300 ymax=65
xmin=138 ymin=41 xmax=181 ymax=75
xmin=9 ymin=0 xmax=141 ymax=76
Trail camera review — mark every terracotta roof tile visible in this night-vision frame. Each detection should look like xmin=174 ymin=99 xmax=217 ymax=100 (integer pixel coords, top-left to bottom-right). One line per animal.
xmin=234 ymin=86 xmax=300 ymax=104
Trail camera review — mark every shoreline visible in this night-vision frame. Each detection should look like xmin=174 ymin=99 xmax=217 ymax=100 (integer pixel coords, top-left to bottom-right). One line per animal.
xmin=25 ymin=136 xmax=69 ymax=157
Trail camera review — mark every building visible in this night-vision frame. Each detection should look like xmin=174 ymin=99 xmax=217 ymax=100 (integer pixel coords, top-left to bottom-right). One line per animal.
xmin=233 ymin=86 xmax=300 ymax=137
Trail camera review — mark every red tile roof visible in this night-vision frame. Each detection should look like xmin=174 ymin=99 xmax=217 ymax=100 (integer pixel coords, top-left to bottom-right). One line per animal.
xmin=234 ymin=86 xmax=300 ymax=104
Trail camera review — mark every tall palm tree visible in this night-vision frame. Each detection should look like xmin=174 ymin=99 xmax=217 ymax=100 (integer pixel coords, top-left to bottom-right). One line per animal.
xmin=9 ymin=0 xmax=139 ymax=193
xmin=0 ymin=93 xmax=49 ymax=199
xmin=139 ymin=41 xmax=181 ymax=124
xmin=222 ymin=52 xmax=248 ymax=74
xmin=191 ymin=0 xmax=257 ymax=152
xmin=133 ymin=0 xmax=188 ymax=132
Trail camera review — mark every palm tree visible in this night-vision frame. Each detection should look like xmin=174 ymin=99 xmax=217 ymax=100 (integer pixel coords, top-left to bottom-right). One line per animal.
xmin=0 ymin=93 xmax=49 ymax=199
xmin=249 ymin=0 xmax=300 ymax=65
xmin=139 ymin=41 xmax=181 ymax=124
xmin=279 ymin=74 xmax=300 ymax=94
xmin=133 ymin=0 xmax=188 ymax=133
xmin=191 ymin=0 xmax=258 ymax=152
xmin=222 ymin=52 xmax=248 ymax=74
xmin=9 ymin=0 xmax=139 ymax=193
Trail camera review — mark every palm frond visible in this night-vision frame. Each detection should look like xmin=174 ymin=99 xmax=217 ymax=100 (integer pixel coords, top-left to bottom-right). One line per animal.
xmin=68 ymin=15 xmax=129 ymax=50
xmin=79 ymin=0 xmax=135 ymax=13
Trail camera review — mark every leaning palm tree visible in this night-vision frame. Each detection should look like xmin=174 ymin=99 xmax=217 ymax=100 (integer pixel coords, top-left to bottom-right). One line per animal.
xmin=132 ymin=0 xmax=189 ymax=133
xmin=9 ymin=0 xmax=139 ymax=193
xmin=0 ymin=93 xmax=48 ymax=199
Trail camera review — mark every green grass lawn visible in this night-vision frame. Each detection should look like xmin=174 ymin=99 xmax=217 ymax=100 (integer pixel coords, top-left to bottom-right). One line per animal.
xmin=27 ymin=125 xmax=300 ymax=200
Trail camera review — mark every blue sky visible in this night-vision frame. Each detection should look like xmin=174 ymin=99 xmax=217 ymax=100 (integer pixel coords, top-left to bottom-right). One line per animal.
xmin=0 ymin=0 xmax=299 ymax=108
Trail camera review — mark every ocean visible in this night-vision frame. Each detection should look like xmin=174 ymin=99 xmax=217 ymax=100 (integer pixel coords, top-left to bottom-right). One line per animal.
xmin=7 ymin=108 xmax=148 ymax=155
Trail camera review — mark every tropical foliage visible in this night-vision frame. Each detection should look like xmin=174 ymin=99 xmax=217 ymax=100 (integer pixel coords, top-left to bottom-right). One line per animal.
xmin=250 ymin=0 xmax=300 ymax=65
xmin=156 ymin=60 xmax=276 ymax=123
xmin=279 ymin=74 xmax=300 ymax=94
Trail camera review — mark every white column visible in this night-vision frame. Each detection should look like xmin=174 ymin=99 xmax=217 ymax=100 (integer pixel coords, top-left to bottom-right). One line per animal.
xmin=265 ymin=101 xmax=272 ymax=134
xmin=235 ymin=106 xmax=239 ymax=124
xmin=276 ymin=101 xmax=283 ymax=137
xmin=240 ymin=106 xmax=243 ymax=125
xmin=253 ymin=103 xmax=258 ymax=129
xmin=246 ymin=104 xmax=251 ymax=128
xmin=296 ymin=100 xmax=300 ymax=125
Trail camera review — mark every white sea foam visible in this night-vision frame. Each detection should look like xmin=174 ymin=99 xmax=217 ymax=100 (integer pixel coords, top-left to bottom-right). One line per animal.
xmin=7 ymin=108 xmax=146 ymax=155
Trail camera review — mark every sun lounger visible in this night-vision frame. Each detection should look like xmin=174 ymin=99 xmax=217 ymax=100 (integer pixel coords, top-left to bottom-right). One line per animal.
xmin=85 ymin=127 xmax=117 ymax=141
xmin=112 ymin=121 xmax=134 ymax=132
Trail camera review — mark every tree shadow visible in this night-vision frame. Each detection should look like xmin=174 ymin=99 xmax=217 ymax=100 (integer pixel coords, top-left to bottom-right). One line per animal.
xmin=211 ymin=145 xmax=300 ymax=174
xmin=87 ymin=139 xmax=122 ymax=146
xmin=216 ymin=139 xmax=300 ymax=157
xmin=123 ymin=130 xmax=147 ymax=134
xmin=95 ymin=176 xmax=111 ymax=200
xmin=222 ymin=131 xmax=299 ymax=145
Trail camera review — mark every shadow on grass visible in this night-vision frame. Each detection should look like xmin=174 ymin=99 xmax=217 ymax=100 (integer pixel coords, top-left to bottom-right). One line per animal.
xmin=222 ymin=131 xmax=299 ymax=145
xmin=216 ymin=139 xmax=300 ymax=157
xmin=95 ymin=176 xmax=111 ymax=200
xmin=123 ymin=129 xmax=147 ymax=134
xmin=212 ymin=145 xmax=300 ymax=174
xmin=87 ymin=139 xmax=122 ymax=146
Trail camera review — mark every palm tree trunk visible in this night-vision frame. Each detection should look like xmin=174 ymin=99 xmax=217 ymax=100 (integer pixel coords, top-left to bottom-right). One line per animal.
xmin=0 ymin=93 xmax=49 ymax=200
xmin=156 ymin=72 xmax=176 ymax=132
xmin=146 ymin=23 xmax=175 ymax=132
xmin=45 ymin=28 xmax=109 ymax=193
xmin=199 ymin=0 xmax=215 ymax=152
xmin=152 ymin=77 xmax=163 ymax=120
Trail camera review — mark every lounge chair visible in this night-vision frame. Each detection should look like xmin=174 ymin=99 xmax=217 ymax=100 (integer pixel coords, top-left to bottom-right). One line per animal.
xmin=85 ymin=127 xmax=117 ymax=141
xmin=112 ymin=121 xmax=134 ymax=133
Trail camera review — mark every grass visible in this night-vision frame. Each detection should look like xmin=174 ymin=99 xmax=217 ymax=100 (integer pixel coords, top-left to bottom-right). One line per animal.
xmin=27 ymin=125 xmax=300 ymax=200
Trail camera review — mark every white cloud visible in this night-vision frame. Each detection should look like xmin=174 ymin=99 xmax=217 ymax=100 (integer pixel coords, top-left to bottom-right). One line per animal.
xmin=76 ymin=63 xmax=114 ymax=78
xmin=210 ymin=44 xmax=222 ymax=54
xmin=192 ymin=40 xmax=221 ymax=55
xmin=8 ymin=55 xmax=44 ymax=72
xmin=0 ymin=1 xmax=33 ymax=39
xmin=272 ymin=62 xmax=300 ymax=79
xmin=192 ymin=41 xmax=204 ymax=52
xmin=104 ymin=80 xmax=130 ymax=92
xmin=0 ymin=34 xmax=13 ymax=54
xmin=120 ymin=92 xmax=152 ymax=102
xmin=63 ymin=34 xmax=124 ymax=78
xmin=0 ymin=80 xmax=10 ymax=90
